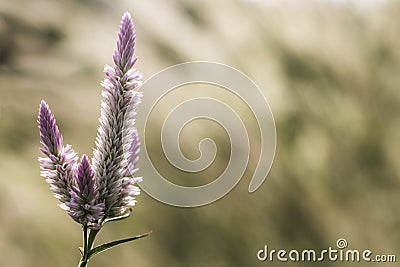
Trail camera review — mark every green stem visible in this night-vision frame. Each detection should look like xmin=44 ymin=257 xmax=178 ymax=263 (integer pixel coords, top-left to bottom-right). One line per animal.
xmin=78 ymin=225 xmax=89 ymax=267
xmin=78 ymin=259 xmax=88 ymax=267
xmin=83 ymin=225 xmax=88 ymax=257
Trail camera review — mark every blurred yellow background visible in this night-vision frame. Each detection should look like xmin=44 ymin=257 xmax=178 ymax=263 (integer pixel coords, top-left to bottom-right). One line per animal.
xmin=1 ymin=0 xmax=400 ymax=266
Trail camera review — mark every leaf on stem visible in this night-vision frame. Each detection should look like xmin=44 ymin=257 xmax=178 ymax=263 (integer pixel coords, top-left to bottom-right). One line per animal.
xmin=103 ymin=208 xmax=132 ymax=224
xmin=88 ymin=231 xmax=152 ymax=259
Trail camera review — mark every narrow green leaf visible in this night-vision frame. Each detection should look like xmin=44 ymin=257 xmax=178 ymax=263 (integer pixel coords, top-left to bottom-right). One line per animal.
xmin=103 ymin=209 xmax=133 ymax=224
xmin=88 ymin=231 xmax=151 ymax=259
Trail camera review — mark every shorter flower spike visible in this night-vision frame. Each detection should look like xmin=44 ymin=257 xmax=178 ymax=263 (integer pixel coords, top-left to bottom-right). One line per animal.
xmin=38 ymin=100 xmax=63 ymax=157
xmin=65 ymin=155 xmax=104 ymax=227
xmin=38 ymin=101 xmax=77 ymax=205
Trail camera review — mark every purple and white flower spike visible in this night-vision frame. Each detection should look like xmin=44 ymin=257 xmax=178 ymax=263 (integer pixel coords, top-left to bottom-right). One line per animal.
xmin=92 ymin=12 xmax=143 ymax=218
xmin=38 ymin=100 xmax=78 ymax=208
xmin=37 ymin=12 xmax=149 ymax=267
xmin=65 ymin=155 xmax=105 ymax=227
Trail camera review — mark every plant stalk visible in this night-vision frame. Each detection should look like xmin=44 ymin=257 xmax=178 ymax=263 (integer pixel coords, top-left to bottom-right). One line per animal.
xmin=78 ymin=225 xmax=89 ymax=267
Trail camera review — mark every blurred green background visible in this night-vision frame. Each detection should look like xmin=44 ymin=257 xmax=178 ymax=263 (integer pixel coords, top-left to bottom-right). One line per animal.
xmin=1 ymin=0 xmax=400 ymax=266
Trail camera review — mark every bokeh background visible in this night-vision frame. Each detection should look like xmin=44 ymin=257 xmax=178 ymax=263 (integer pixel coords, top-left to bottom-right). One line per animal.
xmin=1 ymin=0 xmax=400 ymax=266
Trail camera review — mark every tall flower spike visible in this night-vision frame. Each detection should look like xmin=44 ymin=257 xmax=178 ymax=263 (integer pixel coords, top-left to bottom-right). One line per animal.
xmin=65 ymin=155 xmax=105 ymax=227
xmin=92 ymin=12 xmax=143 ymax=219
xmin=38 ymin=100 xmax=78 ymax=207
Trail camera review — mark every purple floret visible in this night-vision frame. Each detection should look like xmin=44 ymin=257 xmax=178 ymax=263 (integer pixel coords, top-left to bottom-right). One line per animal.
xmin=65 ymin=155 xmax=104 ymax=227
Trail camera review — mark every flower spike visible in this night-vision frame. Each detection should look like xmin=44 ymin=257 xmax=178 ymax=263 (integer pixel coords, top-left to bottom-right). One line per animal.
xmin=92 ymin=11 xmax=142 ymax=219
xmin=38 ymin=100 xmax=78 ymax=207
xmin=65 ymin=155 xmax=105 ymax=227
xmin=37 ymin=13 xmax=149 ymax=267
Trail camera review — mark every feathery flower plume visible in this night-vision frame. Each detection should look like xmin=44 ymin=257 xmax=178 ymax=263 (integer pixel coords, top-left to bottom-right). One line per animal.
xmin=65 ymin=155 xmax=105 ymax=227
xmin=92 ymin=12 xmax=143 ymax=219
xmin=38 ymin=13 xmax=149 ymax=267
xmin=38 ymin=100 xmax=78 ymax=208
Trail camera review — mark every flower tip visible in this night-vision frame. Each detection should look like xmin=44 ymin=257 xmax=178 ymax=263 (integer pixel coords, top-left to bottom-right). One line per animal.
xmin=120 ymin=12 xmax=134 ymax=32
xmin=122 ymin=12 xmax=132 ymax=22
xmin=39 ymin=100 xmax=49 ymax=112
xmin=80 ymin=154 xmax=90 ymax=165
xmin=77 ymin=154 xmax=94 ymax=179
